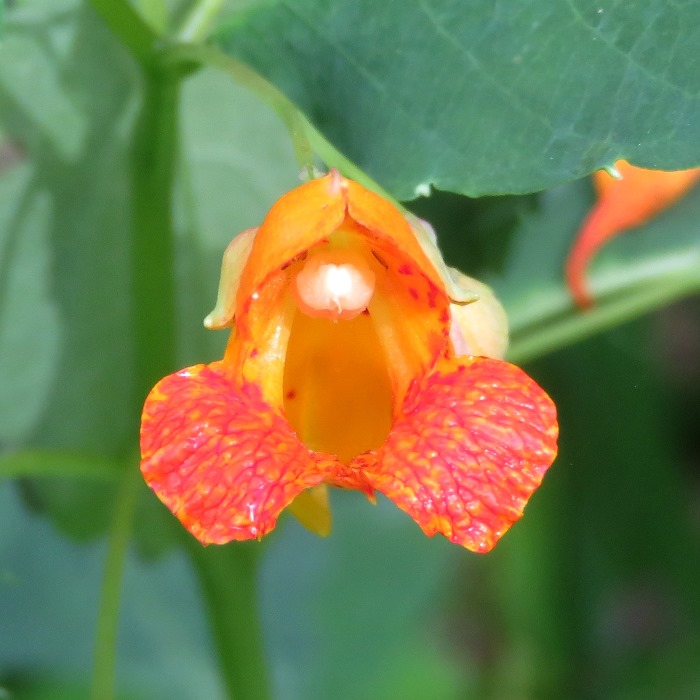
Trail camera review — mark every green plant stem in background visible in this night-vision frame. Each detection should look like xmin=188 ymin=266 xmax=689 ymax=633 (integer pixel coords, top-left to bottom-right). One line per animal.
xmin=130 ymin=70 xmax=180 ymax=397
xmin=162 ymin=44 xmax=396 ymax=199
xmin=87 ymin=0 xmax=158 ymax=67
xmin=178 ymin=0 xmax=226 ymax=42
xmin=90 ymin=466 xmax=141 ymax=700
xmin=508 ymin=263 xmax=700 ymax=364
xmin=188 ymin=541 xmax=272 ymax=700
xmin=135 ymin=0 xmax=168 ymax=34
xmin=89 ymin=66 xmax=181 ymax=700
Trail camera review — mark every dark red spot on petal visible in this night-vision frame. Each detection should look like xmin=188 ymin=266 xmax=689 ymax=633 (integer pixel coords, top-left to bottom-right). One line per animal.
xmin=371 ymin=250 xmax=389 ymax=269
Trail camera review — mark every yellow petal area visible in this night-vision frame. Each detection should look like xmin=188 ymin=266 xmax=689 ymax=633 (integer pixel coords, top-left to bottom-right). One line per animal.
xmin=448 ymin=269 xmax=509 ymax=359
xmin=287 ymin=484 xmax=332 ymax=537
xmin=203 ymin=227 xmax=257 ymax=330
xmin=406 ymin=215 xmax=480 ymax=305
xmin=283 ymin=305 xmax=393 ymax=464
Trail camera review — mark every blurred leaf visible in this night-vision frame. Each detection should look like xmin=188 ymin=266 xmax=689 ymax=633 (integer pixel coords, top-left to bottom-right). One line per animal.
xmin=0 ymin=3 xmax=142 ymax=553
xmin=260 ymin=492 xmax=462 ymax=700
xmin=0 ymin=449 xmax=121 ymax=480
xmin=0 ymin=4 xmax=137 ymax=455
xmin=0 ymin=141 xmax=61 ymax=445
xmin=0 ymin=483 xmax=226 ymax=700
xmin=216 ymin=0 xmax=700 ymax=199
xmin=20 ymin=478 xmax=117 ymax=541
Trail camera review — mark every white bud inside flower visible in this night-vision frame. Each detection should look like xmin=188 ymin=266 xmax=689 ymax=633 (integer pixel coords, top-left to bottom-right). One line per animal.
xmin=293 ymin=249 xmax=375 ymax=321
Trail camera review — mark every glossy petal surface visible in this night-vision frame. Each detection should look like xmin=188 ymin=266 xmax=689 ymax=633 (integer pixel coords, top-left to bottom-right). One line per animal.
xmin=141 ymin=362 xmax=331 ymax=543
xmin=365 ymin=357 xmax=558 ymax=553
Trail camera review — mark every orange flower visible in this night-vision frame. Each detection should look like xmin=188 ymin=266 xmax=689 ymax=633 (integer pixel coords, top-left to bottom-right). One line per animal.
xmin=140 ymin=172 xmax=558 ymax=553
xmin=566 ymin=160 xmax=700 ymax=308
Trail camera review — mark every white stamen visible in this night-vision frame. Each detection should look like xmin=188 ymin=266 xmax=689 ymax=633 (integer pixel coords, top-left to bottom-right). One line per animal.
xmin=293 ymin=249 xmax=375 ymax=320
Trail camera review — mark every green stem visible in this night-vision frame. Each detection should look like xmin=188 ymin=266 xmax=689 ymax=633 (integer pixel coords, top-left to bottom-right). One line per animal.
xmin=87 ymin=0 xmax=159 ymax=67
xmin=90 ymin=467 xmax=140 ymax=700
xmin=135 ymin=0 xmax=168 ymax=33
xmin=162 ymin=44 xmax=396 ymax=198
xmin=131 ymin=59 xmax=272 ymax=700
xmin=188 ymin=542 xmax=272 ymax=700
xmin=177 ymin=0 xmax=226 ymax=43
xmin=131 ymin=69 xmax=180 ymax=396
xmin=508 ymin=269 xmax=700 ymax=364
xmin=91 ymin=64 xmax=182 ymax=699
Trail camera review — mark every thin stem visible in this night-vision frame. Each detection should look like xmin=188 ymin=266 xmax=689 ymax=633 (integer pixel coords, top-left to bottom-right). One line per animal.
xmin=131 ymin=69 xmax=180 ymax=397
xmin=130 ymin=59 xmax=272 ymax=700
xmin=87 ymin=0 xmax=159 ymax=67
xmin=161 ymin=44 xmax=397 ymax=200
xmin=135 ymin=0 xmax=168 ymax=33
xmin=508 ymin=270 xmax=700 ymax=364
xmin=177 ymin=0 xmax=226 ymax=43
xmin=90 ymin=466 xmax=140 ymax=700
xmin=188 ymin=541 xmax=272 ymax=700
xmin=91 ymin=66 xmax=182 ymax=699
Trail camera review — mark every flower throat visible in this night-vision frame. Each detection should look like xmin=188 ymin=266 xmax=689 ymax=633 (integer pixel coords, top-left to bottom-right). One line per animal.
xmin=283 ymin=244 xmax=393 ymax=463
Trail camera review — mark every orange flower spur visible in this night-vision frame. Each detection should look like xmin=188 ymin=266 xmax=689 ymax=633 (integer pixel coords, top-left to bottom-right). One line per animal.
xmin=140 ymin=171 xmax=559 ymax=553
xmin=566 ymin=160 xmax=700 ymax=308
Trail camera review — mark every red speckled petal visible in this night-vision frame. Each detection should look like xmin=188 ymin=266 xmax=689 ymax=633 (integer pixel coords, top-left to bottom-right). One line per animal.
xmin=364 ymin=356 xmax=558 ymax=553
xmin=140 ymin=362 xmax=332 ymax=544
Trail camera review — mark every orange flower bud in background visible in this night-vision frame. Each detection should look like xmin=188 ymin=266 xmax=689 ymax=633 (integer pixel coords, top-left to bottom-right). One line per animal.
xmin=566 ymin=160 xmax=700 ymax=308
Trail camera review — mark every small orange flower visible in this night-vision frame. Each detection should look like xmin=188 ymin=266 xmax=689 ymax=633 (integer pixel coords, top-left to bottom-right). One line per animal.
xmin=140 ymin=172 xmax=558 ymax=553
xmin=566 ymin=160 xmax=700 ymax=308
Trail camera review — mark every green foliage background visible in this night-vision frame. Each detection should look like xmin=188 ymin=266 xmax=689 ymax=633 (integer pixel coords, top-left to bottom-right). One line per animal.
xmin=1 ymin=1 xmax=699 ymax=698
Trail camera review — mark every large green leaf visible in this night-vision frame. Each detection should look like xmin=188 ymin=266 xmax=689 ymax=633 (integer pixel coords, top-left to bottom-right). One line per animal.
xmin=1 ymin=3 xmax=136 ymax=455
xmin=216 ymin=0 xmax=700 ymax=198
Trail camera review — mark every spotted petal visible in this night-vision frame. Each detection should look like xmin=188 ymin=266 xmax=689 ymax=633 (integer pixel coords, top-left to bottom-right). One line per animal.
xmin=364 ymin=357 xmax=558 ymax=553
xmin=141 ymin=362 xmax=332 ymax=544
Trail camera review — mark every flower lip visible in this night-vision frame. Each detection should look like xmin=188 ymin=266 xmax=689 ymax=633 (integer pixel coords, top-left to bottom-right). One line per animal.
xmin=292 ymin=247 xmax=376 ymax=321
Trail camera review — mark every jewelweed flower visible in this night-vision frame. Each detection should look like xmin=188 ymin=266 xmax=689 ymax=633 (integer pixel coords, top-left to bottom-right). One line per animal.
xmin=566 ymin=160 xmax=700 ymax=308
xmin=141 ymin=172 xmax=558 ymax=553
